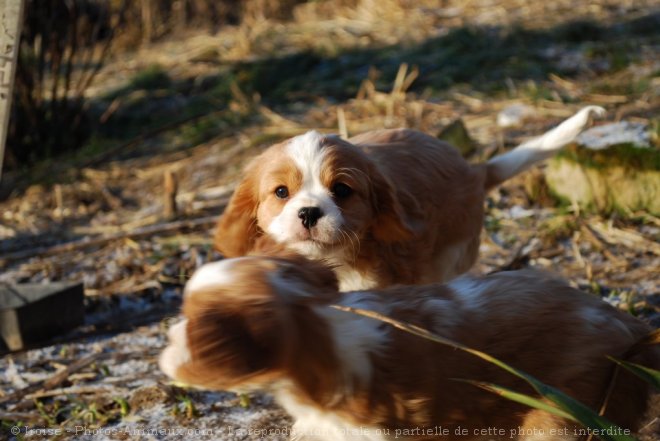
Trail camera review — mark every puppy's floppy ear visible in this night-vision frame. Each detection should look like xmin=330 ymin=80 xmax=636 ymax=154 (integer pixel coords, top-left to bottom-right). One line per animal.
xmin=214 ymin=161 xmax=262 ymax=257
xmin=368 ymin=166 xmax=414 ymax=243
xmin=179 ymin=291 xmax=284 ymax=387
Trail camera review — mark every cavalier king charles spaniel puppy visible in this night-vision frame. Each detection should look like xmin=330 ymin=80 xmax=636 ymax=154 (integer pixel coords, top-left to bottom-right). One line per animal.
xmin=214 ymin=106 xmax=604 ymax=291
xmin=160 ymin=254 xmax=657 ymax=441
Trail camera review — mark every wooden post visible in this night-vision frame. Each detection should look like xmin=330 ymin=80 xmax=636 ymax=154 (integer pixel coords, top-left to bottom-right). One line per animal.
xmin=0 ymin=0 xmax=24 ymax=182
xmin=141 ymin=0 xmax=153 ymax=44
xmin=163 ymin=169 xmax=178 ymax=220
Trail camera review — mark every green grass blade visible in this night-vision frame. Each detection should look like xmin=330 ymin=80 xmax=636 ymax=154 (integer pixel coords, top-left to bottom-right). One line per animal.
xmin=609 ymin=357 xmax=660 ymax=390
xmin=456 ymin=380 xmax=575 ymax=421
xmin=331 ymin=304 xmax=638 ymax=441
xmin=535 ymin=388 xmax=636 ymax=440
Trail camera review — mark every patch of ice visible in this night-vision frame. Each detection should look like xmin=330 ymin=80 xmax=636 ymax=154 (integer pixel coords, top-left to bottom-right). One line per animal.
xmin=109 ymin=359 xmax=153 ymax=377
xmin=3 ymin=358 xmax=28 ymax=389
xmin=509 ymin=205 xmax=536 ymax=219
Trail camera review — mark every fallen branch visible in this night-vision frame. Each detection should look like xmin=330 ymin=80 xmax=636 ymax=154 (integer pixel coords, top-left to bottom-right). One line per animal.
xmin=0 ymin=347 xmax=165 ymax=408
xmin=587 ymin=222 xmax=660 ymax=256
xmin=26 ymin=385 xmax=129 ymax=400
xmin=43 ymin=352 xmax=104 ymax=389
xmin=0 ymin=352 xmax=103 ymax=406
xmin=579 ymin=224 xmax=628 ymax=266
xmin=0 ymin=410 xmax=43 ymax=422
xmin=1 ymin=215 xmax=220 ymax=264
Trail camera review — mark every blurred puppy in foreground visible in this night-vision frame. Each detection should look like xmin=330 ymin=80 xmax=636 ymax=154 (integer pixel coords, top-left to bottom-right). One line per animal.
xmin=160 ymin=255 xmax=658 ymax=440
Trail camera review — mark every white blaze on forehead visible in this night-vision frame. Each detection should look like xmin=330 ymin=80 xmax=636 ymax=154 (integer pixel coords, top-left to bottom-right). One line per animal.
xmin=185 ymin=258 xmax=250 ymax=296
xmin=287 ymin=130 xmax=327 ymax=184
xmin=159 ymin=319 xmax=191 ymax=380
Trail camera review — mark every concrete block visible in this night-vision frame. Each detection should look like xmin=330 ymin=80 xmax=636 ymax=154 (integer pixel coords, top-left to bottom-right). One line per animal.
xmin=0 ymin=282 xmax=84 ymax=351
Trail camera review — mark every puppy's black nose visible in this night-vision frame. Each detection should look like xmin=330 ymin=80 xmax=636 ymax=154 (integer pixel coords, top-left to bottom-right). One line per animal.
xmin=298 ymin=206 xmax=323 ymax=229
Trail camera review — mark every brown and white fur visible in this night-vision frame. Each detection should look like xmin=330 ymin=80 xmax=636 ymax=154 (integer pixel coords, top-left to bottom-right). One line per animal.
xmin=214 ymin=106 xmax=604 ymax=291
xmin=160 ymin=254 xmax=657 ymax=441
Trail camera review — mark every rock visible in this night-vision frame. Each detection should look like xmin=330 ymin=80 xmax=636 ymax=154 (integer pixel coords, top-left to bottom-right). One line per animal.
xmin=496 ymin=104 xmax=536 ymax=128
xmin=437 ymin=119 xmax=476 ymax=157
xmin=545 ymin=121 xmax=660 ymax=215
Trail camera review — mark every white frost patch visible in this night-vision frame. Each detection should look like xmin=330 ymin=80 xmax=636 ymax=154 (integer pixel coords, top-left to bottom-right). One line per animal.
xmin=1 ymin=321 xmax=293 ymax=441
xmin=73 ymin=398 xmax=291 ymax=441
xmin=3 ymin=358 xmax=28 ymax=389
xmin=113 ymin=333 xmax=165 ymax=350
xmin=108 ymin=359 xmax=153 ymax=377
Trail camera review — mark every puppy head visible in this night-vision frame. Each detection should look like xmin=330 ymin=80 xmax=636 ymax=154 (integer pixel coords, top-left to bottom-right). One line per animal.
xmin=159 ymin=255 xmax=340 ymax=393
xmin=214 ymin=131 xmax=412 ymax=258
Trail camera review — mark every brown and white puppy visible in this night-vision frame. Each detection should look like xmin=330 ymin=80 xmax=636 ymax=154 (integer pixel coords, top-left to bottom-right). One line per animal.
xmin=160 ymin=255 xmax=657 ymax=441
xmin=214 ymin=106 xmax=604 ymax=291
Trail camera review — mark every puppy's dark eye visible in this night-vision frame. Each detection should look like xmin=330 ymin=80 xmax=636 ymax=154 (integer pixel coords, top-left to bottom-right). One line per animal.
xmin=332 ymin=182 xmax=352 ymax=199
xmin=275 ymin=186 xmax=289 ymax=199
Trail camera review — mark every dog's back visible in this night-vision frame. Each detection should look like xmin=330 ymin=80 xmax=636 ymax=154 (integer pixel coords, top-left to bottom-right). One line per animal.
xmin=342 ymin=106 xmax=605 ymax=287
xmin=349 ymin=128 xmax=487 ymax=285
xmin=326 ymin=270 xmax=658 ymax=435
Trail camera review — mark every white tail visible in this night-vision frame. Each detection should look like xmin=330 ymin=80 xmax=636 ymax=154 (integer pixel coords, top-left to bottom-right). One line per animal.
xmin=485 ymin=106 xmax=605 ymax=189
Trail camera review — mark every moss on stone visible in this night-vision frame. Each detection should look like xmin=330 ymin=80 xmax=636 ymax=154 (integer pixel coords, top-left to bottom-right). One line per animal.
xmin=545 ymin=145 xmax=660 ymax=215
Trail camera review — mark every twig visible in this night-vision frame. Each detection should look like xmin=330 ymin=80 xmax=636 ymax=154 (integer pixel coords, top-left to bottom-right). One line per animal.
xmin=337 ymin=108 xmax=348 ymax=139
xmin=26 ymin=385 xmax=129 ymax=400
xmin=496 ymin=238 xmax=537 ymax=272
xmin=43 ymin=352 xmax=104 ymax=389
xmin=579 ymin=224 xmax=627 ymax=266
xmin=0 ymin=411 xmax=43 ymax=422
xmin=258 ymin=105 xmax=300 ymax=128
xmin=54 ymin=184 xmax=64 ymax=219
xmin=587 ymin=222 xmax=660 ymax=256
xmin=2 ymin=344 xmax=166 ymax=407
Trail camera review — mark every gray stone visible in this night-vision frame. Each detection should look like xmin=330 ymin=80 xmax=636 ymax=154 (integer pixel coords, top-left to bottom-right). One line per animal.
xmin=576 ymin=121 xmax=651 ymax=150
